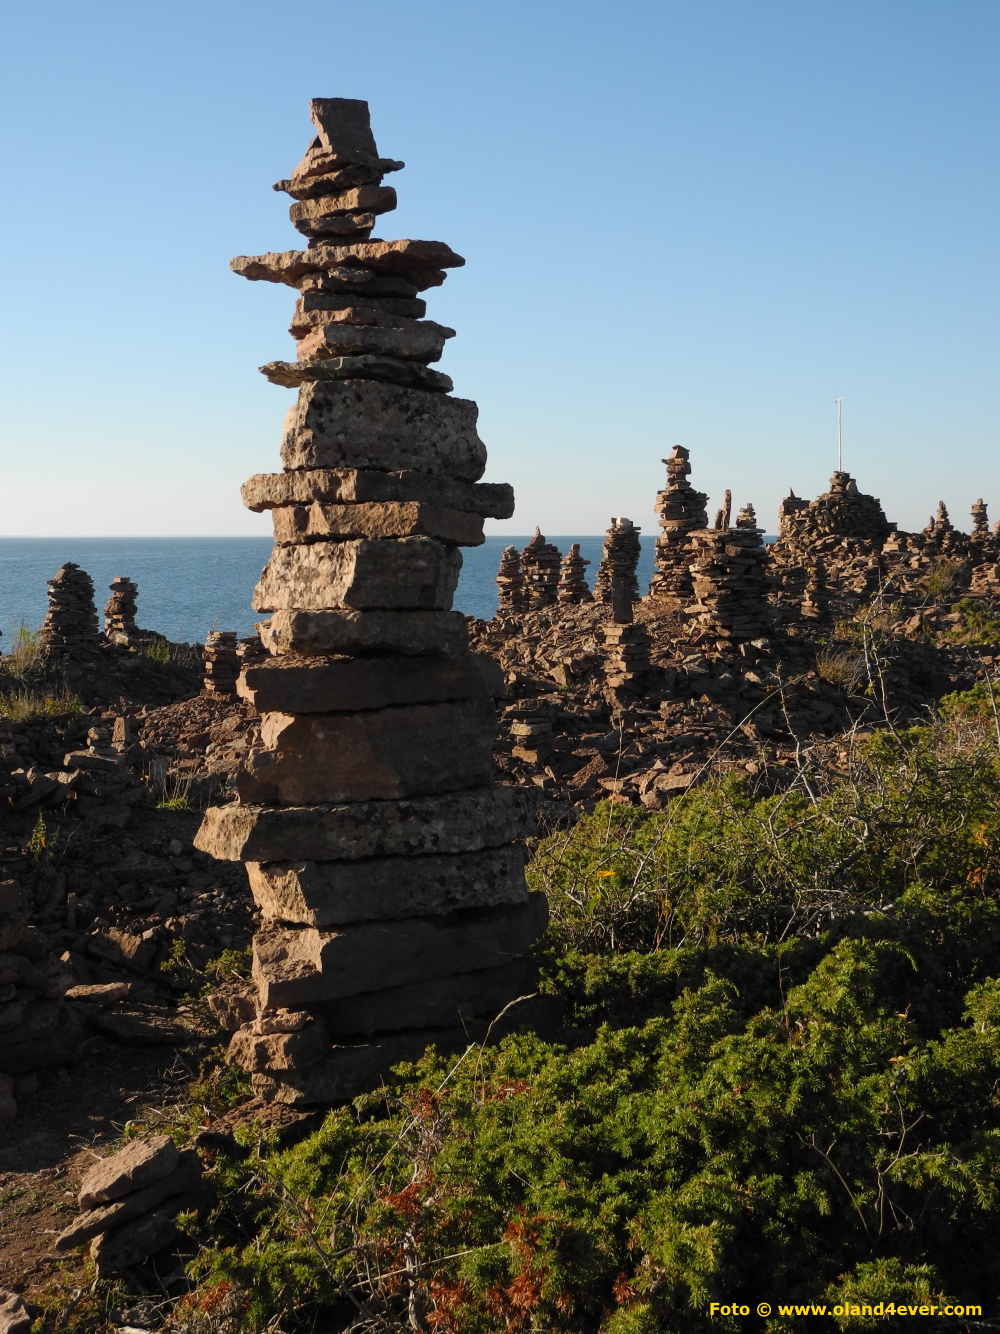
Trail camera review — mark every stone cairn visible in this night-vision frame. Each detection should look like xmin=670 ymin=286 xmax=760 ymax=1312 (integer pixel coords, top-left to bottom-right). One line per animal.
xmin=971 ymin=499 xmax=989 ymax=540
xmin=194 ymin=98 xmax=543 ymax=1105
xmin=594 ymin=517 xmax=641 ymax=605
xmin=557 ymin=544 xmax=592 ymax=604
xmin=203 ymin=631 xmax=239 ymax=695
xmin=237 ymin=632 xmax=268 ymax=671
xmin=38 ymin=563 xmax=100 ymax=661
xmin=496 ymin=545 xmax=527 ymax=613
xmin=520 ymin=529 xmax=562 ymax=607
xmin=777 ymin=472 xmax=894 ymax=547
xmin=801 ymin=556 xmax=829 ymax=620
xmin=104 ymin=576 xmax=139 ymax=646
xmin=603 ymin=564 xmax=652 ymax=695
xmin=686 ymin=502 xmax=771 ymax=641
xmin=648 ymin=446 xmax=709 ymax=604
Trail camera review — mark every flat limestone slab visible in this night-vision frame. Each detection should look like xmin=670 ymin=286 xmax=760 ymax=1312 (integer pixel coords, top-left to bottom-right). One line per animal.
xmin=234 ymin=697 xmax=496 ymax=805
xmin=289 ymin=185 xmax=397 ymax=222
xmin=231 ymin=238 xmax=464 ymax=290
xmin=258 ymin=608 xmax=470 ymax=657
xmin=252 ymin=894 xmax=548 ymax=1007
xmin=247 ymin=845 xmax=528 ymax=925
xmin=295 ymin=319 xmax=453 ymax=364
xmin=237 ymin=652 xmax=489 ymax=713
xmin=252 ymin=538 xmax=461 ymax=612
xmin=193 ymin=784 xmax=536 ymax=863
xmin=242 ymin=469 xmax=513 ymax=519
xmin=315 ymin=957 xmax=538 ymax=1038
xmin=262 ymin=355 xmax=453 ymax=393
xmin=79 ymin=1134 xmax=179 ymax=1209
xmin=280 ymin=380 xmax=486 ymax=480
xmin=272 ymin=501 xmax=484 ymax=546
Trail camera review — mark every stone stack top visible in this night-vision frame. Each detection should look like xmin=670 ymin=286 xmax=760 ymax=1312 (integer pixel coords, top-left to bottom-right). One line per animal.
xmin=39 ymin=564 xmax=100 ymax=659
xmin=654 ymin=446 xmax=709 ymax=531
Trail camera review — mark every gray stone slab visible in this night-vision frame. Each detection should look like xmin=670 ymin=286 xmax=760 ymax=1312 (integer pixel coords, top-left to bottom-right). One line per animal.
xmin=241 ymin=469 xmax=513 ymax=519
xmin=237 ymin=652 xmax=488 ymax=714
xmin=234 ymin=697 xmax=496 ymax=805
xmin=262 ymin=356 xmax=453 ymax=393
xmin=193 ymin=784 xmax=536 ymax=863
xmin=258 ymin=608 xmax=470 ymax=657
xmin=281 ymin=380 xmax=485 ymax=479
xmin=252 ymin=537 xmax=462 ymax=613
xmin=295 ymin=319 xmax=453 ymax=364
xmin=231 ymin=238 xmax=463 ymax=290
xmin=271 ymin=501 xmax=484 ymax=546
xmin=79 ymin=1134 xmax=178 ymax=1209
xmin=247 ymin=845 xmax=528 ymax=925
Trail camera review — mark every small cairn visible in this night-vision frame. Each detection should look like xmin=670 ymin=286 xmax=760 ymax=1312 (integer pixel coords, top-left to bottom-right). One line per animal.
xmin=713 ymin=489 xmax=733 ymax=531
xmin=801 ymin=557 xmax=829 ymax=620
xmin=557 ymin=544 xmax=592 ymax=604
xmin=103 ymin=576 xmax=139 ymax=646
xmin=203 ymin=631 xmax=239 ymax=695
xmin=603 ymin=569 xmax=651 ymax=695
xmin=496 ymin=545 xmax=527 ymax=613
xmin=520 ymin=529 xmax=562 ymax=607
xmin=686 ymin=501 xmax=771 ymax=640
xmin=648 ymin=447 xmax=710 ymax=604
xmin=55 ymin=1134 xmax=204 ymax=1276
xmin=195 ymin=98 xmax=543 ymax=1105
xmin=237 ymin=632 xmax=268 ymax=672
xmin=38 ymin=563 xmax=100 ymax=660
xmin=594 ymin=517 xmax=641 ymax=605
xmin=971 ymin=499 xmax=989 ymax=540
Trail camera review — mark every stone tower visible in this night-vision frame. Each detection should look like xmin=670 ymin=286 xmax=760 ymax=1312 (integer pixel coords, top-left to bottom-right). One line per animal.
xmin=648 ymin=446 xmax=709 ymax=604
xmin=195 ymin=99 xmax=544 ymax=1104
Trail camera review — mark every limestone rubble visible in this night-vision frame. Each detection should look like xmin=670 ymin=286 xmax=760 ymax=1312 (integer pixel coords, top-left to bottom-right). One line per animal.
xmin=194 ymin=98 xmax=545 ymax=1105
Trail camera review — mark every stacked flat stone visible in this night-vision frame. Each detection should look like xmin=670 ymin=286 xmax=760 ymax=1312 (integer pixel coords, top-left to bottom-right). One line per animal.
xmin=801 ymin=557 xmax=829 ymax=620
xmin=38 ymin=564 xmax=100 ymax=659
xmin=104 ymin=577 xmax=139 ymax=646
xmin=557 ymin=544 xmax=592 ymax=604
xmin=195 ymin=98 xmax=543 ymax=1105
xmin=648 ymin=447 xmax=709 ymax=604
xmin=237 ymin=633 xmax=268 ymax=672
xmin=971 ymin=499 xmax=989 ymax=539
xmin=203 ymin=631 xmax=239 ymax=695
xmin=594 ymin=517 xmax=641 ymax=604
xmin=496 ymin=546 xmax=527 ymax=613
xmin=776 ymin=472 xmax=894 ymax=547
xmin=686 ymin=507 xmax=771 ymax=641
xmin=603 ymin=569 xmax=651 ymax=692
xmin=520 ymin=529 xmax=562 ymax=608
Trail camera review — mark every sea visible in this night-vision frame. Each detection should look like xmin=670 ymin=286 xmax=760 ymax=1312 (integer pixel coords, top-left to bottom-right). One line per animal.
xmin=0 ymin=536 xmax=658 ymax=646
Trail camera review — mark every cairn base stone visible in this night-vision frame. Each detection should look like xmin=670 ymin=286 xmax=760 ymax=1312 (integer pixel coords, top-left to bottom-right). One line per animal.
xmin=258 ymin=608 xmax=470 ymax=657
xmin=237 ymin=651 xmax=489 ymax=714
xmin=242 ymin=469 xmax=514 ymax=519
xmin=253 ymin=537 xmax=462 ymax=612
xmin=272 ymin=500 xmax=485 ymax=546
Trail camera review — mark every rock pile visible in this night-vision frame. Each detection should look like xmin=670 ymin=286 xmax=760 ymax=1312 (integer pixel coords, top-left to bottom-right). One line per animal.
xmin=55 ymin=1134 xmax=204 ymax=1276
xmin=594 ymin=517 xmax=641 ymax=605
xmin=777 ymin=472 xmax=894 ymax=547
xmin=649 ymin=447 xmax=710 ymax=604
xmin=103 ymin=577 xmax=139 ymax=646
xmin=38 ymin=564 xmax=100 ymax=660
xmin=203 ymin=631 xmax=239 ymax=695
xmin=496 ymin=545 xmax=527 ymax=613
xmin=557 ymin=544 xmax=592 ymax=604
xmin=195 ymin=98 xmax=545 ymax=1104
xmin=801 ymin=557 xmax=828 ymax=620
xmin=520 ymin=529 xmax=562 ymax=608
xmin=686 ymin=507 xmax=771 ymax=641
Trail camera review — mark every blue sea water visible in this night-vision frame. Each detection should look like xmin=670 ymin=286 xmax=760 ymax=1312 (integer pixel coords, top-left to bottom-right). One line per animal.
xmin=0 ymin=536 xmax=658 ymax=645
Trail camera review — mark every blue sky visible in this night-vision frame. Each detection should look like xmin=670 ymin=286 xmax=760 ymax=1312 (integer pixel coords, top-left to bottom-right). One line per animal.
xmin=0 ymin=0 xmax=997 ymax=538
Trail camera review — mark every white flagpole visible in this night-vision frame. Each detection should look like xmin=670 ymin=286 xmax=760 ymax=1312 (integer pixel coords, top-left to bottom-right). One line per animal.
xmin=834 ymin=397 xmax=844 ymax=471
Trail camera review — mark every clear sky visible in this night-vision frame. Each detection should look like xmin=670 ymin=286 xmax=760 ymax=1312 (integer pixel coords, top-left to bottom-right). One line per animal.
xmin=0 ymin=1 xmax=997 ymax=539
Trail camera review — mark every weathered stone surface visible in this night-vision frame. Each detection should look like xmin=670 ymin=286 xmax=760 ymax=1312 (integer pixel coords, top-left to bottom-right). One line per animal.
xmin=90 ymin=1209 xmax=179 ymax=1276
xmin=256 ymin=1027 xmax=471 ymax=1103
xmin=252 ymin=894 xmax=548 ymax=1007
xmin=258 ymin=608 xmax=470 ymax=657
xmin=295 ymin=319 xmax=454 ymax=364
xmin=317 ymin=957 xmax=538 ymax=1038
xmin=290 ymin=295 xmax=428 ymax=331
xmin=290 ymin=185 xmax=397 ymax=224
xmin=64 ymin=982 xmax=131 ymax=1004
xmin=56 ymin=1154 xmax=202 ymax=1250
xmin=90 ymin=1005 xmax=189 ymax=1046
xmin=275 ymin=158 xmax=403 ymax=200
xmin=231 ymin=239 xmax=464 ymax=289
xmin=247 ymin=846 xmax=528 ymax=925
xmin=235 ymin=698 xmax=495 ymax=805
xmin=0 ymin=1290 xmax=31 ymax=1334
xmin=227 ymin=1019 xmax=329 ymax=1073
xmin=86 ymin=926 xmax=158 ymax=973
xmin=281 ymin=381 xmax=486 ymax=479
xmin=272 ymin=501 xmax=484 ymax=546
xmin=241 ymin=469 xmax=513 ymax=519
xmin=0 ymin=1000 xmax=84 ymax=1075
xmin=291 ymin=212 xmax=375 ymax=240
xmin=252 ymin=538 xmax=462 ymax=613
xmin=237 ymin=652 xmax=489 ymax=714
xmin=298 ymin=266 xmax=419 ymax=297
xmin=193 ymin=785 xmax=536 ymax=863
xmin=263 ymin=355 xmax=453 ymax=393
xmin=79 ymin=1134 xmax=179 ymax=1209
xmin=308 ymin=97 xmax=380 ymax=168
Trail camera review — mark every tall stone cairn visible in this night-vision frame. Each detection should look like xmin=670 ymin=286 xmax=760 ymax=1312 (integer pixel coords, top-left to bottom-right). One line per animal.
xmin=801 ymin=556 xmax=828 ymax=620
xmin=686 ymin=503 xmax=771 ymax=641
xmin=496 ymin=545 xmax=527 ymax=613
xmin=194 ymin=98 xmax=543 ymax=1105
xmin=104 ymin=577 xmax=139 ymax=646
xmin=203 ymin=631 xmax=239 ymax=695
xmin=593 ymin=517 xmax=641 ymax=604
xmin=648 ymin=447 xmax=709 ymax=604
xmin=776 ymin=472 xmax=894 ymax=549
xmin=557 ymin=544 xmax=592 ymax=605
xmin=38 ymin=564 xmax=100 ymax=659
xmin=971 ymin=499 xmax=989 ymax=540
xmin=520 ymin=529 xmax=562 ymax=608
